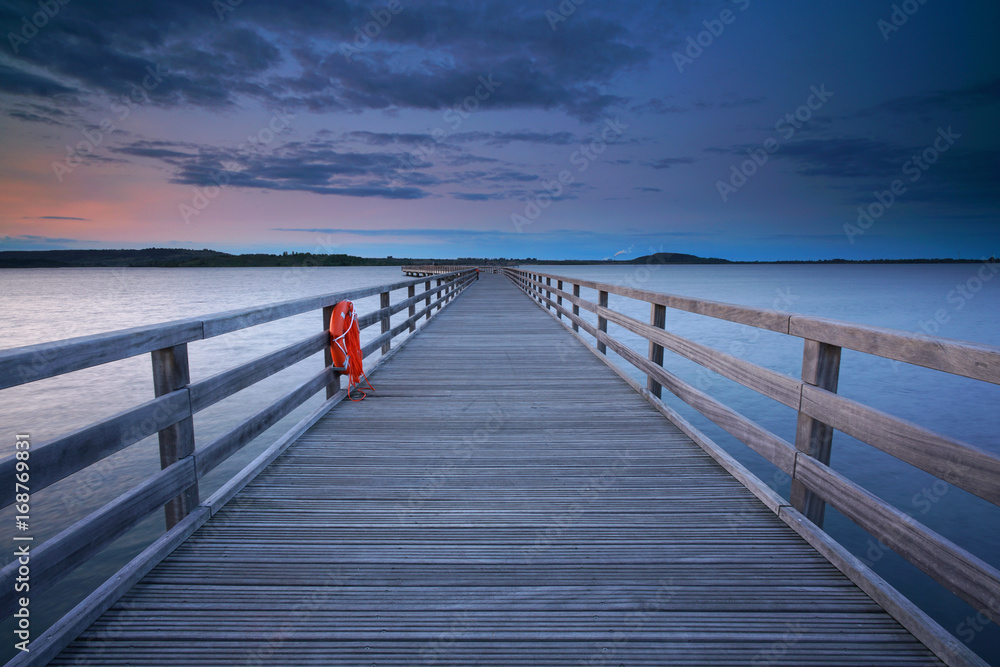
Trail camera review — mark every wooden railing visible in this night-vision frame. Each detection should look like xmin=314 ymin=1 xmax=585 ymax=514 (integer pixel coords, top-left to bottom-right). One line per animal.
xmin=0 ymin=269 xmax=477 ymax=625
xmin=505 ymin=268 xmax=999 ymax=666
xmin=403 ymin=265 xmax=476 ymax=277
xmin=403 ymin=265 xmax=510 ymax=276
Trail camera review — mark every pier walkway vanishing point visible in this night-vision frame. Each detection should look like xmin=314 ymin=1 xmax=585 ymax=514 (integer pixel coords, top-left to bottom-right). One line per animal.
xmin=2 ymin=271 xmax=998 ymax=665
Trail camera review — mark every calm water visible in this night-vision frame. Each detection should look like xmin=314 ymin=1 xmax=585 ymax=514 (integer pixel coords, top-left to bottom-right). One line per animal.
xmin=1 ymin=264 xmax=998 ymax=664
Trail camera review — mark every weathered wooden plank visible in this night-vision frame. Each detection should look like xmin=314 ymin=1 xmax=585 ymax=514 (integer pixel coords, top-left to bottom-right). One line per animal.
xmin=572 ymin=284 xmax=581 ymax=332
xmin=647 ymin=303 xmax=666 ymax=397
xmin=794 ymin=455 xmax=1000 ymax=626
xmin=790 ymin=339 xmax=841 ymax=526
xmin=0 ymin=389 xmax=190 ymax=508
xmin=408 ymin=285 xmax=416 ymax=332
xmin=596 ymin=290 xmax=609 ymax=354
xmin=800 ymin=384 xmax=1000 ymax=506
xmin=151 ymin=344 xmax=199 ymax=528
xmin=0 ymin=457 xmax=196 ymax=618
xmin=379 ymin=291 xmax=391 ymax=354
xmin=322 ymin=305 xmax=341 ymax=400
xmin=0 ymin=319 xmax=203 ymax=390
xmin=790 ymin=315 xmax=1000 ymax=384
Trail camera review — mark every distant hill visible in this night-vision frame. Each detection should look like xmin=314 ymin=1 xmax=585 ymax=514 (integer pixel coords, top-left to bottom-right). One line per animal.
xmin=628 ymin=252 xmax=732 ymax=265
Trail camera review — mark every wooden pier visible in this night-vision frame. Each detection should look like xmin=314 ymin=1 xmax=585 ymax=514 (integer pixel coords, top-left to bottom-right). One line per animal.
xmin=2 ymin=270 xmax=998 ymax=666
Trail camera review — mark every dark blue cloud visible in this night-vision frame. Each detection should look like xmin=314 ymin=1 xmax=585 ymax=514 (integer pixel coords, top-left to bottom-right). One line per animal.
xmin=860 ymin=77 xmax=1000 ymax=116
xmin=0 ymin=63 xmax=76 ymax=97
xmin=0 ymin=0 xmax=669 ymax=119
xmin=643 ymin=157 xmax=696 ymax=170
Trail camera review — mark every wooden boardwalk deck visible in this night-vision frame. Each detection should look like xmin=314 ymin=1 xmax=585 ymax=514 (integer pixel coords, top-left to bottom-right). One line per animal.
xmin=52 ymin=275 xmax=939 ymax=665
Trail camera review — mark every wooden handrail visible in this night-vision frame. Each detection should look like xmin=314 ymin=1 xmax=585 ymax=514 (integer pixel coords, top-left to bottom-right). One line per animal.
xmin=0 ymin=269 xmax=478 ymax=621
xmin=504 ymin=267 xmax=1000 ymax=632
xmin=0 ymin=271 xmax=472 ymax=390
xmin=512 ymin=273 xmax=1000 ymax=507
xmin=515 ymin=268 xmax=1000 ymax=383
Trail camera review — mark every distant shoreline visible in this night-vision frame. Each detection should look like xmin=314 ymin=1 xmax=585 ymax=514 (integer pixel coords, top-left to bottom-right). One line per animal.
xmin=0 ymin=248 xmax=993 ymax=269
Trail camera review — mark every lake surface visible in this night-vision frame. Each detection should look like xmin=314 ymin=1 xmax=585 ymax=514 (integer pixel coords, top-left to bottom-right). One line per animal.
xmin=1 ymin=264 xmax=997 ymax=664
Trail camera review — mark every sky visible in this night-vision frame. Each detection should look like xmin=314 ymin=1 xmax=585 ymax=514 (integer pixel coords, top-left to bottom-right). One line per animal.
xmin=0 ymin=0 xmax=997 ymax=261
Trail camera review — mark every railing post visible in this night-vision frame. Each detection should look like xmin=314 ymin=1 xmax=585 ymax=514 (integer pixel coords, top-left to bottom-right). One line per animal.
xmin=436 ymin=278 xmax=443 ymax=310
xmin=791 ymin=339 xmax=842 ymax=527
xmin=556 ymin=280 xmax=563 ymax=319
xmin=597 ymin=290 xmax=609 ymax=354
xmin=150 ymin=344 xmax=198 ymax=529
xmin=647 ymin=303 xmax=666 ymax=397
xmin=322 ymin=305 xmax=342 ymax=399
xmin=425 ymin=280 xmax=432 ymax=320
xmin=408 ymin=285 xmax=416 ymax=332
xmin=545 ymin=277 xmax=552 ymax=310
xmin=380 ymin=291 xmax=391 ymax=354
xmin=572 ymin=285 xmax=580 ymax=332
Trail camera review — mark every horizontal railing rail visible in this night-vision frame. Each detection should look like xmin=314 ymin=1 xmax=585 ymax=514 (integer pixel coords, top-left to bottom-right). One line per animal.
xmin=0 ymin=269 xmax=478 ymax=622
xmin=504 ymin=267 xmax=998 ymax=666
xmin=402 ymin=265 xmax=476 ymax=276
xmin=403 ymin=264 xmax=512 ymax=276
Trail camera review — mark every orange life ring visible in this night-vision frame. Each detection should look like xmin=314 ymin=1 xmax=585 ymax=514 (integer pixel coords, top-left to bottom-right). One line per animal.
xmin=329 ymin=300 xmax=374 ymax=401
xmin=329 ymin=300 xmax=355 ymax=369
